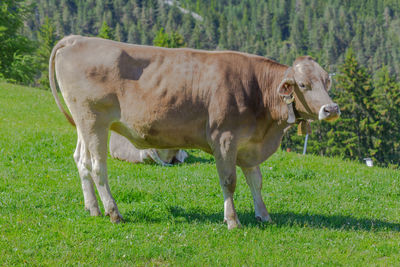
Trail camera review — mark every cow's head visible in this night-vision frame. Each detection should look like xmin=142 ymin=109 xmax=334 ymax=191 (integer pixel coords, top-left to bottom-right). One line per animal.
xmin=277 ymin=56 xmax=340 ymax=122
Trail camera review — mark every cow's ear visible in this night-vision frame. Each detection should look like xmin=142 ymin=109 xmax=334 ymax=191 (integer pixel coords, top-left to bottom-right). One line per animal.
xmin=277 ymin=79 xmax=295 ymax=96
xmin=277 ymin=67 xmax=295 ymax=96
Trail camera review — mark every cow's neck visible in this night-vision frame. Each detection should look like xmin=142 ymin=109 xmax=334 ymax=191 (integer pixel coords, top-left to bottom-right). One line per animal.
xmin=254 ymin=59 xmax=290 ymax=125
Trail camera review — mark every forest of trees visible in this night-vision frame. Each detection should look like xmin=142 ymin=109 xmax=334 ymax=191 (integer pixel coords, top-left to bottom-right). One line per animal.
xmin=2 ymin=0 xmax=400 ymax=167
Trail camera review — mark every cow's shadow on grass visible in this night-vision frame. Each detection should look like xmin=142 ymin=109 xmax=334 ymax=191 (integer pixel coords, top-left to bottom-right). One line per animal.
xmin=154 ymin=206 xmax=400 ymax=232
xmin=269 ymin=211 xmax=400 ymax=232
xmin=183 ymin=154 xmax=214 ymax=164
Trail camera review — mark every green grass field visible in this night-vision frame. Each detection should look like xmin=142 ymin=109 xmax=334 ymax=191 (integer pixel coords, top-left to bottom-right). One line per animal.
xmin=1 ymin=82 xmax=400 ymax=266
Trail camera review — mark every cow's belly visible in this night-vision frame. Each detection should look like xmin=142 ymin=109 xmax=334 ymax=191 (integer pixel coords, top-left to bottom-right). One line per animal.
xmin=111 ymin=113 xmax=210 ymax=151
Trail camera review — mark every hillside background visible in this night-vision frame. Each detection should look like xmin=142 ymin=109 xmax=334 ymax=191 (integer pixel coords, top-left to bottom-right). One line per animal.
xmin=24 ymin=0 xmax=400 ymax=75
xmin=2 ymin=0 xmax=400 ymax=167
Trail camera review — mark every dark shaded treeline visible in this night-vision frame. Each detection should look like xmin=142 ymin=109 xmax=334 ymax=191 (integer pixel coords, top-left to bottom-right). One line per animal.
xmin=24 ymin=0 xmax=400 ymax=75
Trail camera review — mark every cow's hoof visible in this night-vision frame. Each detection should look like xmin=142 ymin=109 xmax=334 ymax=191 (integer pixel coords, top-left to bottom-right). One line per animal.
xmin=225 ymin=218 xmax=242 ymax=230
xmin=86 ymin=206 xmax=102 ymax=217
xmin=104 ymin=206 xmax=123 ymax=223
xmin=256 ymin=214 xmax=272 ymax=223
xmin=89 ymin=208 xmax=102 ymax=217
xmin=111 ymin=215 xmax=123 ymax=224
xmin=109 ymin=212 xmax=123 ymax=223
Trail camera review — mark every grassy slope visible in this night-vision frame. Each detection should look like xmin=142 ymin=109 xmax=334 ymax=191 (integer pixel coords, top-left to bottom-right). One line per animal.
xmin=0 ymin=82 xmax=400 ymax=266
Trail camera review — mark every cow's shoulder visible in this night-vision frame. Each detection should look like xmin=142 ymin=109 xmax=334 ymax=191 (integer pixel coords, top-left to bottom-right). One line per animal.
xmin=205 ymin=53 xmax=266 ymax=127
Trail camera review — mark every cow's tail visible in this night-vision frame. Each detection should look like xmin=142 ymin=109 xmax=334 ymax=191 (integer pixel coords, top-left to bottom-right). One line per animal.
xmin=49 ymin=40 xmax=76 ymax=127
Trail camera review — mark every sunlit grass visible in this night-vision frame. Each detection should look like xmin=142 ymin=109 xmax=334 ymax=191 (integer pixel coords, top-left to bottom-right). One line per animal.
xmin=1 ymin=82 xmax=400 ymax=265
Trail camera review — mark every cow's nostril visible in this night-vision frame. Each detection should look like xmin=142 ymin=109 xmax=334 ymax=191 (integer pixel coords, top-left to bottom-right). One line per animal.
xmin=319 ymin=104 xmax=340 ymax=121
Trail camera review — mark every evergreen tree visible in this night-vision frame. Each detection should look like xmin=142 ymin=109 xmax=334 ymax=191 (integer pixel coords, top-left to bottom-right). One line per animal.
xmin=180 ymin=13 xmax=195 ymax=46
xmin=115 ymin=23 xmax=123 ymax=42
xmin=373 ymin=66 xmax=400 ymax=166
xmin=153 ymin=28 xmax=185 ymax=48
xmin=333 ymin=48 xmax=377 ymax=161
xmin=36 ymin=17 xmax=58 ymax=89
xmin=153 ymin=27 xmax=169 ymax=47
xmin=0 ymin=0 xmax=36 ymax=84
xmin=189 ymin=21 xmax=203 ymax=49
xmin=98 ymin=21 xmax=114 ymax=40
xmin=127 ymin=24 xmax=140 ymax=44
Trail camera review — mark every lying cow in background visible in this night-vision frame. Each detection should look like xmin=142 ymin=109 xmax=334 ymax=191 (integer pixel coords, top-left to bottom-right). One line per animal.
xmin=49 ymin=35 xmax=340 ymax=229
xmin=109 ymin=131 xmax=188 ymax=165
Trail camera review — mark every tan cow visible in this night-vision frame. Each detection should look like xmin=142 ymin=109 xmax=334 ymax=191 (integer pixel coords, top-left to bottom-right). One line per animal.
xmin=109 ymin=131 xmax=188 ymax=165
xmin=49 ymin=35 xmax=339 ymax=229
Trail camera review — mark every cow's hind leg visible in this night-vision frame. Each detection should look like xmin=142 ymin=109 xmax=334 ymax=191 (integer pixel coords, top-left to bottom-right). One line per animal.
xmin=241 ymin=166 xmax=272 ymax=222
xmin=74 ymin=133 xmax=101 ymax=216
xmin=212 ymin=132 xmax=241 ymax=229
xmin=78 ymin=121 xmax=122 ymax=223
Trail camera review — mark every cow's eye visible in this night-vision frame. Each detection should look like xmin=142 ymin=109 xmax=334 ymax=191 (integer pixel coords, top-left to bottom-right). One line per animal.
xmin=298 ymin=82 xmax=306 ymax=89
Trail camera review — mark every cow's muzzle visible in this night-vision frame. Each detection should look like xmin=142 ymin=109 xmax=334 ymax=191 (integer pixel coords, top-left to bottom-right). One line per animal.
xmin=318 ymin=103 xmax=340 ymax=121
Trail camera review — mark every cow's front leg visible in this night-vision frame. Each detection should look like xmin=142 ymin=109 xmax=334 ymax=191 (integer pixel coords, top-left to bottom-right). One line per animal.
xmin=212 ymin=132 xmax=241 ymax=229
xmin=241 ymin=166 xmax=271 ymax=222
xmin=216 ymin=161 xmax=241 ymax=229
